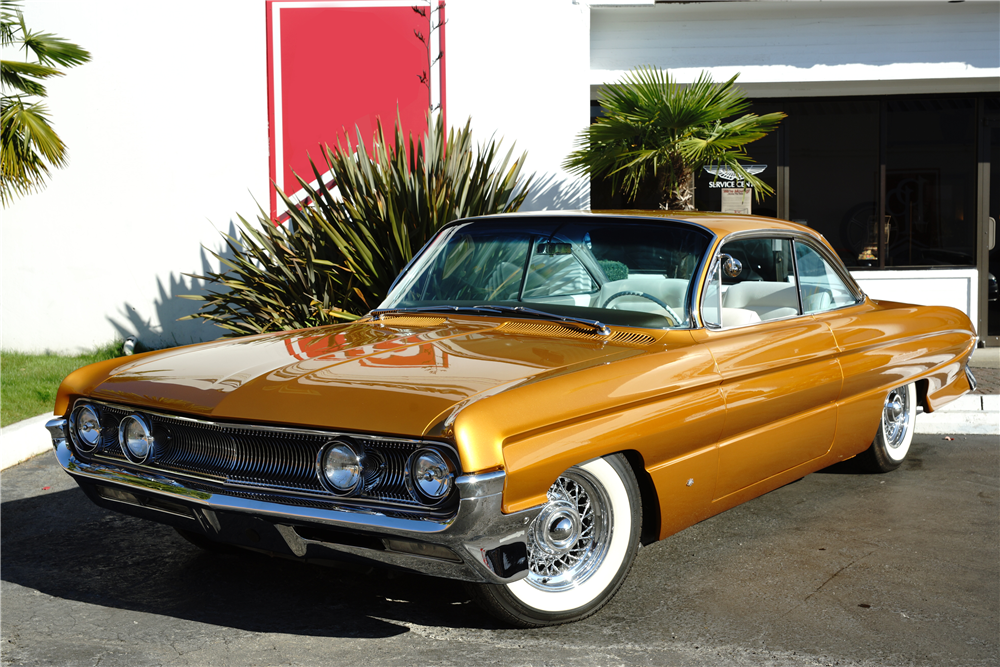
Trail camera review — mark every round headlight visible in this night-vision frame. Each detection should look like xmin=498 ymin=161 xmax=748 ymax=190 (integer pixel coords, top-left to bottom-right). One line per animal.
xmin=70 ymin=404 xmax=103 ymax=454
xmin=405 ymin=448 xmax=455 ymax=503
xmin=318 ymin=440 xmax=365 ymax=495
xmin=119 ymin=414 xmax=154 ymax=464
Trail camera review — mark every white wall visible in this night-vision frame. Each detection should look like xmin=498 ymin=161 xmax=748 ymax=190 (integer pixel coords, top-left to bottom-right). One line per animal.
xmin=591 ymin=1 xmax=1000 ymax=96
xmin=2 ymin=1 xmax=268 ymax=353
xmin=852 ymin=269 xmax=980 ymax=333
xmin=447 ymin=0 xmax=591 ymax=211
xmin=2 ymin=0 xmax=591 ymax=354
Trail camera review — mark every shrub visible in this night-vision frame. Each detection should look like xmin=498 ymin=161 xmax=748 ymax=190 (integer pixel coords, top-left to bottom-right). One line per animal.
xmin=184 ymin=114 xmax=532 ymax=336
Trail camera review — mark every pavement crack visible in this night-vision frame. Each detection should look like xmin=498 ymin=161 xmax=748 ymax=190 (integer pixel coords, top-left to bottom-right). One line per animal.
xmin=803 ymin=550 xmax=874 ymax=603
xmin=776 ymin=549 xmax=875 ymax=621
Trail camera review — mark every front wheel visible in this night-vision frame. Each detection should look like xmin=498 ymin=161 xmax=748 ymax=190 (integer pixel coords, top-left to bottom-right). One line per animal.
xmin=857 ymin=383 xmax=917 ymax=473
xmin=467 ymin=454 xmax=641 ymax=627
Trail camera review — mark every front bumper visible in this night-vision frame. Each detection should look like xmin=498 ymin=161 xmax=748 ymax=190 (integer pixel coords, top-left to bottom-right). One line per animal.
xmin=47 ymin=418 xmax=539 ymax=584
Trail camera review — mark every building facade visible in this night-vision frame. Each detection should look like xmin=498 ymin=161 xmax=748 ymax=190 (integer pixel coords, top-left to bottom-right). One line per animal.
xmin=3 ymin=0 xmax=997 ymax=352
xmin=592 ymin=0 xmax=999 ymax=345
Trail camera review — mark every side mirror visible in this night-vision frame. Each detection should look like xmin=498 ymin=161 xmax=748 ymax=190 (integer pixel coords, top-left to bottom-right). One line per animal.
xmin=721 ymin=254 xmax=742 ymax=278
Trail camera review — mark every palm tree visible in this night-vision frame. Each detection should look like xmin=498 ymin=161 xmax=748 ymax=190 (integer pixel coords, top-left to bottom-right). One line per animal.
xmin=565 ymin=67 xmax=785 ymax=211
xmin=1 ymin=0 xmax=91 ymax=207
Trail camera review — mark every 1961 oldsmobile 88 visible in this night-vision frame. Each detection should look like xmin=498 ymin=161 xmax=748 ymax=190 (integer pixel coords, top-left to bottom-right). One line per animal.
xmin=47 ymin=211 xmax=977 ymax=627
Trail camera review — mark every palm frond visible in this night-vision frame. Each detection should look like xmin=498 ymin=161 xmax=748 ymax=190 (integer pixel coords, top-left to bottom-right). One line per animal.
xmin=565 ymin=66 xmax=785 ymax=209
xmin=0 ymin=2 xmax=89 ymax=206
xmin=18 ymin=19 xmax=91 ymax=68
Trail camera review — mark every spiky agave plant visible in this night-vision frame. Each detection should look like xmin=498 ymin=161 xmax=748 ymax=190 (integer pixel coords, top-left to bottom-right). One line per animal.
xmin=183 ymin=113 xmax=532 ymax=336
xmin=565 ymin=67 xmax=785 ymax=211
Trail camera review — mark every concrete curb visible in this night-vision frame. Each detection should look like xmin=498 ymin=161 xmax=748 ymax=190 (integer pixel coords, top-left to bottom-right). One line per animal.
xmin=916 ymin=394 xmax=1000 ymax=435
xmin=1 ymin=414 xmax=55 ymax=471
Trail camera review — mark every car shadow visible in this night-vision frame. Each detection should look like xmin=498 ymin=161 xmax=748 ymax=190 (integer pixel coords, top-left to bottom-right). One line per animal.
xmin=0 ymin=485 xmax=504 ymax=637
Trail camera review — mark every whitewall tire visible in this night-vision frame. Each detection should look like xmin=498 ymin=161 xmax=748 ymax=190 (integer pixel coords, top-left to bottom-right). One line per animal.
xmin=858 ymin=382 xmax=917 ymax=473
xmin=467 ymin=454 xmax=641 ymax=627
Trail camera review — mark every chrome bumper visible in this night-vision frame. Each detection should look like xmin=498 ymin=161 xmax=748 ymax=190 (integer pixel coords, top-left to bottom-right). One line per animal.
xmin=47 ymin=418 xmax=539 ymax=584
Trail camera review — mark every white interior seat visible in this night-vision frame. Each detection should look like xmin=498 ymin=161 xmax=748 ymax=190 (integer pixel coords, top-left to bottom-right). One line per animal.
xmin=722 ymin=281 xmax=800 ymax=321
xmin=721 ymin=308 xmax=761 ymax=327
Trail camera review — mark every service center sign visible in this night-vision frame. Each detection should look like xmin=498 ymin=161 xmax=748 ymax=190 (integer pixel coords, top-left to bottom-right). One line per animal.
xmin=703 ymin=164 xmax=767 ymax=215
xmin=266 ymin=1 xmax=445 ymax=218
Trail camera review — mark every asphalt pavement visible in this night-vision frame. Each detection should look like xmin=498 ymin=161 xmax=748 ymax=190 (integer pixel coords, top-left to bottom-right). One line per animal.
xmin=2 ymin=434 xmax=997 ymax=667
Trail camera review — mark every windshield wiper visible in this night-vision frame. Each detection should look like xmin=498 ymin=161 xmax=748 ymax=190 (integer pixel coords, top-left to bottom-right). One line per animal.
xmin=369 ymin=305 xmax=611 ymax=336
xmin=471 ymin=305 xmax=611 ymax=336
xmin=369 ymin=305 xmax=508 ymax=319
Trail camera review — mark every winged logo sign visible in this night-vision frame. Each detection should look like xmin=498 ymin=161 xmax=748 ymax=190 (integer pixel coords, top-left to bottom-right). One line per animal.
xmin=703 ymin=164 xmax=768 ymax=181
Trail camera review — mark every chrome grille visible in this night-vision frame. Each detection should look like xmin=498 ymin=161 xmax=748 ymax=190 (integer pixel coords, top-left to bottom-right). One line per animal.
xmin=76 ymin=402 xmax=455 ymax=510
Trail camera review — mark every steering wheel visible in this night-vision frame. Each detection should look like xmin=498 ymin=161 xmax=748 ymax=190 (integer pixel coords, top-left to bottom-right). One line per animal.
xmin=602 ymin=291 xmax=681 ymax=326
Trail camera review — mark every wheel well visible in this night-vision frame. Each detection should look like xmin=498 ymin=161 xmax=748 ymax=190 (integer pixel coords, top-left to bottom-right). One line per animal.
xmin=915 ymin=378 xmax=930 ymax=411
xmin=620 ymin=450 xmax=660 ymax=546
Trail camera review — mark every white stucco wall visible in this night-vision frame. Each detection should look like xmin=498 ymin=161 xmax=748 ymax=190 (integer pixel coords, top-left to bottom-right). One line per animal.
xmin=2 ymin=1 xmax=268 ymax=353
xmin=2 ymin=0 xmax=590 ymax=354
xmin=447 ymin=0 xmax=591 ymax=211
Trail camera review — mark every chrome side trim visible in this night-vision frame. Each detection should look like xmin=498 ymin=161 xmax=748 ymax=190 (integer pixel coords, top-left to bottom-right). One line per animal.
xmin=53 ymin=441 xmax=535 ymax=584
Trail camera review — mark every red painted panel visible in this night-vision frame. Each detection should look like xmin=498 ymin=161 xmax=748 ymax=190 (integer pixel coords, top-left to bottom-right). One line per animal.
xmin=267 ymin=1 xmax=439 ymax=218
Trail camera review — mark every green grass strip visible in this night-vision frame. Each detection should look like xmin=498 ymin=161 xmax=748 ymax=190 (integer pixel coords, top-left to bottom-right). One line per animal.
xmin=1 ymin=342 xmax=123 ymax=427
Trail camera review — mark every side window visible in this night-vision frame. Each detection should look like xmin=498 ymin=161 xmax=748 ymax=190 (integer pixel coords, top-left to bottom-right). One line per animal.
xmin=794 ymin=242 xmax=858 ymax=314
xmin=719 ymin=238 xmax=800 ymax=324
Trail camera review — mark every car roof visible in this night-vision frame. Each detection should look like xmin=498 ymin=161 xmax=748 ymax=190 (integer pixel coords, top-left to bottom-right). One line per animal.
xmin=467 ymin=209 xmax=819 ymax=240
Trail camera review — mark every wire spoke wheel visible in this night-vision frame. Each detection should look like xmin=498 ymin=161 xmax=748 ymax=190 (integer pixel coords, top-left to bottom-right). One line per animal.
xmin=466 ymin=454 xmax=641 ymax=627
xmin=881 ymin=386 xmax=912 ymax=452
xmin=857 ymin=382 xmax=917 ymax=473
xmin=525 ymin=469 xmax=611 ymax=591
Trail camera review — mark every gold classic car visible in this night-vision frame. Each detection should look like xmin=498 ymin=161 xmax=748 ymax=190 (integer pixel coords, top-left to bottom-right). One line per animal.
xmin=47 ymin=211 xmax=978 ymax=627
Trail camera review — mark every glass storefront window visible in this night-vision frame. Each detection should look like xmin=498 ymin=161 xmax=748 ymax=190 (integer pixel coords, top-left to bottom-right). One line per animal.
xmin=596 ymin=93 xmax=989 ymax=273
xmin=885 ymin=98 xmax=977 ymax=268
xmin=786 ymin=99 xmax=880 ymax=269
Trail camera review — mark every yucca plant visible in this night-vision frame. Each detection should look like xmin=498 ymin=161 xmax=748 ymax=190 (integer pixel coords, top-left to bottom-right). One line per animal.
xmin=565 ymin=67 xmax=785 ymax=211
xmin=183 ymin=113 xmax=532 ymax=336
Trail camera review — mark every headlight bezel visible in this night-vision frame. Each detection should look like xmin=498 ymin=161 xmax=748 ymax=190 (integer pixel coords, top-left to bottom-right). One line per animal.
xmin=69 ymin=403 xmax=103 ymax=455
xmin=119 ymin=413 xmax=155 ymax=464
xmin=316 ymin=439 xmax=367 ymax=496
xmin=404 ymin=447 xmax=457 ymax=506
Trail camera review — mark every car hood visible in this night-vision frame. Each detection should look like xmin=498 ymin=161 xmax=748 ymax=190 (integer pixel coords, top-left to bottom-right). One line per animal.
xmin=83 ymin=318 xmax=649 ymax=436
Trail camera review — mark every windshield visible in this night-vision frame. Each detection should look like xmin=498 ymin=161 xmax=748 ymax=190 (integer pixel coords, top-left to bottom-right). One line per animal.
xmin=379 ymin=217 xmax=713 ymax=329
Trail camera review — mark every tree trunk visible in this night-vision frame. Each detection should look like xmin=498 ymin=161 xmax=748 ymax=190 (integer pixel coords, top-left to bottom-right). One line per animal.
xmin=626 ymin=159 xmax=695 ymax=211
xmin=663 ymin=165 xmax=694 ymax=211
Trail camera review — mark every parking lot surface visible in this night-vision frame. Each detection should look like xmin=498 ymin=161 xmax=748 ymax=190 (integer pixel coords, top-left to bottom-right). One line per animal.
xmin=2 ymin=435 xmax=997 ymax=667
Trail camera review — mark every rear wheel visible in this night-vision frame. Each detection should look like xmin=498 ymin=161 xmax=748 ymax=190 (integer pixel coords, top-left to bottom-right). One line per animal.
xmin=467 ymin=454 xmax=641 ymax=627
xmin=857 ymin=383 xmax=917 ymax=472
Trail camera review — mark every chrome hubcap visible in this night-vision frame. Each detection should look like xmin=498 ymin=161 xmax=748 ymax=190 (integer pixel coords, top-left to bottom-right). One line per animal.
xmin=883 ymin=388 xmax=910 ymax=450
xmin=525 ymin=468 xmax=612 ymax=592
xmin=531 ymin=499 xmax=583 ymax=555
